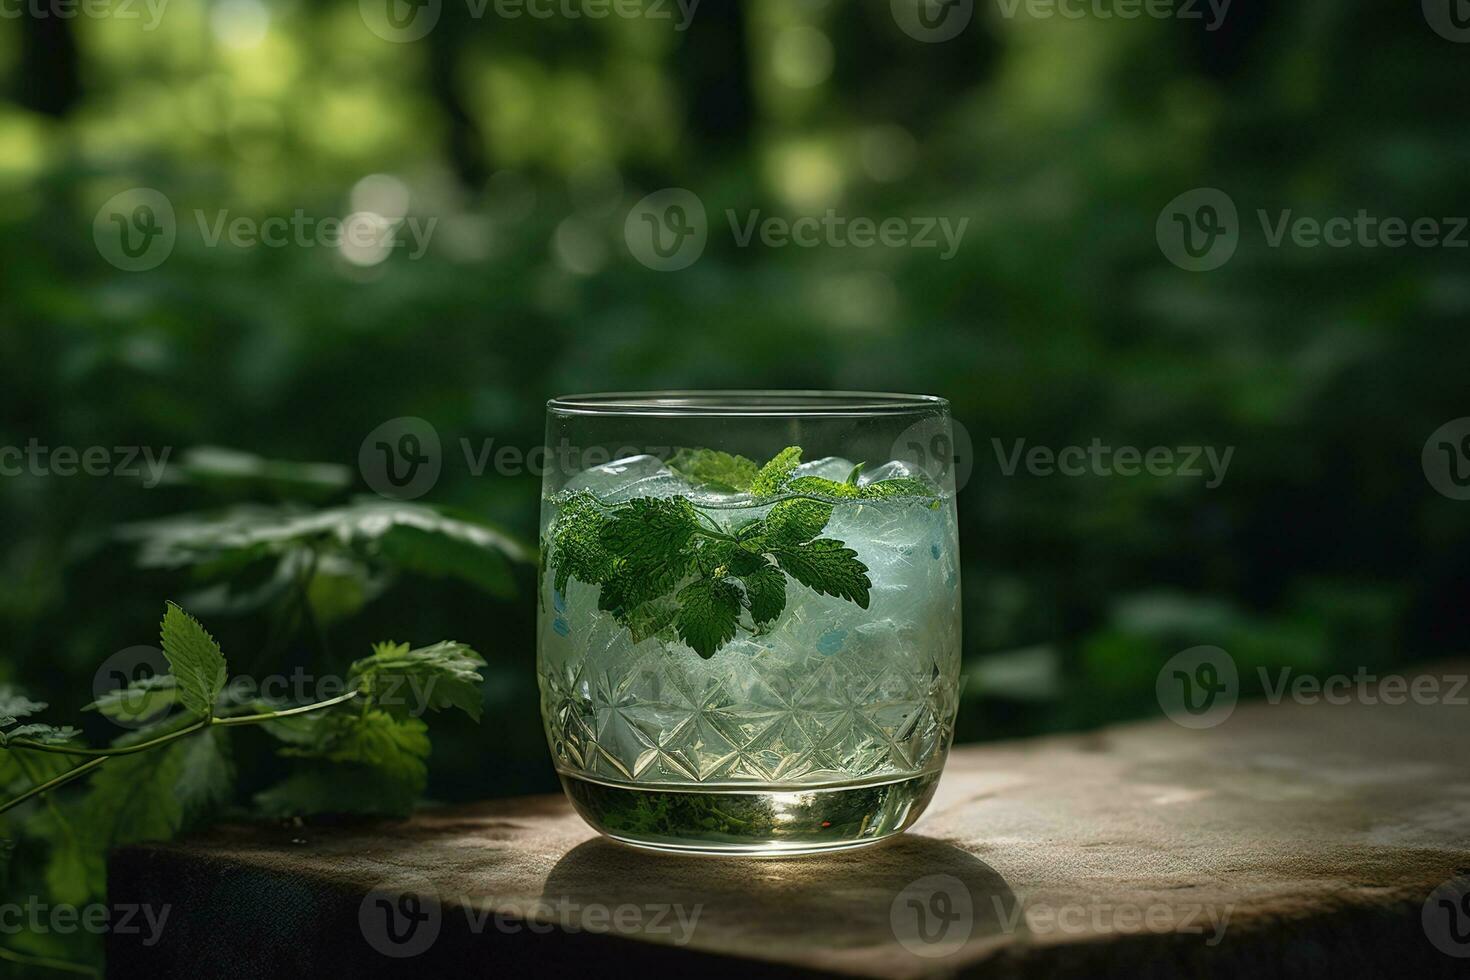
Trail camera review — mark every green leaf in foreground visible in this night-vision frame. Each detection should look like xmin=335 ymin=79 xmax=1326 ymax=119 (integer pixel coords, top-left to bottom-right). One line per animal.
xmin=749 ymin=446 xmax=803 ymax=498
xmin=600 ymin=497 xmax=698 ymax=565
xmin=668 ymin=448 xmax=759 ymax=491
xmin=349 ymin=640 xmax=487 ymax=722
xmin=160 ymin=601 xmax=228 ymax=717
xmin=675 ymin=578 xmax=742 ymax=658
xmin=739 ymin=564 xmax=787 ymax=628
xmin=765 ymin=498 xmax=833 ymax=546
xmin=774 ymin=539 xmax=872 ymax=608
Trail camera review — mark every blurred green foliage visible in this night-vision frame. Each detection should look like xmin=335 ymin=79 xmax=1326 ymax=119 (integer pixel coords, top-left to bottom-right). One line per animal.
xmin=1 ymin=0 xmax=1468 ymax=829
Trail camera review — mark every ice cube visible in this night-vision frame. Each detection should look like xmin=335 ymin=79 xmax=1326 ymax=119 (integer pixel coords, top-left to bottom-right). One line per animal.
xmin=563 ymin=454 xmax=685 ymax=503
xmin=860 ymin=460 xmax=919 ymax=484
xmin=792 ymin=456 xmax=857 ymax=482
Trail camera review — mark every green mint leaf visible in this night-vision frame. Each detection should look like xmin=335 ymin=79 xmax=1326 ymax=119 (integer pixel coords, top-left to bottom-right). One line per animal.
xmin=349 ymin=639 xmax=487 ymax=722
xmin=675 ymin=578 xmax=742 ymax=658
xmin=600 ymin=497 xmax=699 ymax=566
xmin=750 ymin=446 xmax=802 ymax=498
xmin=774 ymin=538 xmax=872 ymax=608
xmin=765 ymin=498 xmax=833 ymax=546
xmin=739 ymin=564 xmax=787 ymax=628
xmin=85 ymin=674 xmax=178 ymax=724
xmin=160 ymin=602 xmax=227 ymax=718
xmin=598 ymin=551 xmax=689 ymax=619
xmin=846 ymin=462 xmax=866 ymax=485
xmin=549 ymin=491 xmax=616 ymax=593
xmin=668 ymin=448 xmax=759 ymax=492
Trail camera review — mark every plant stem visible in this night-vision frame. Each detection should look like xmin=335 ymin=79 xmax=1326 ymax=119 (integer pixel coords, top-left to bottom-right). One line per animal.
xmin=212 ymin=689 xmax=359 ymax=728
xmin=0 ymin=757 xmax=108 ymax=816
xmin=4 ymin=718 xmax=210 ymax=758
xmin=0 ymin=690 xmax=362 ymax=815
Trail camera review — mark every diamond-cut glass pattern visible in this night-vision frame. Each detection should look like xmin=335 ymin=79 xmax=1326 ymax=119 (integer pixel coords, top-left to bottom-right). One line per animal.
xmin=537 ymin=492 xmax=962 ymax=787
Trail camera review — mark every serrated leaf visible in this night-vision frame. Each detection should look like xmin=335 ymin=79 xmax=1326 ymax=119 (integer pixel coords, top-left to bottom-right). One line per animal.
xmin=749 ymin=447 xmax=803 ymax=498
xmin=668 ymin=448 xmax=759 ymax=492
xmin=675 ymin=578 xmax=743 ymax=658
xmin=160 ymin=602 xmax=227 ymax=717
xmin=549 ymin=492 xmax=616 ymax=592
xmin=86 ymin=674 xmax=178 ymax=724
xmin=279 ymin=711 xmax=430 ymax=798
xmin=774 ymin=539 xmax=872 ymax=608
xmin=349 ymin=640 xmax=487 ymax=722
xmin=600 ymin=497 xmax=698 ymax=566
xmin=739 ymin=564 xmax=788 ymax=628
xmin=765 ymin=498 xmax=833 ymax=546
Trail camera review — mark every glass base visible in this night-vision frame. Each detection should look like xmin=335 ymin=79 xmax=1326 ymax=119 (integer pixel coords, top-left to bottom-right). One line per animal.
xmin=558 ymin=769 xmax=943 ymax=856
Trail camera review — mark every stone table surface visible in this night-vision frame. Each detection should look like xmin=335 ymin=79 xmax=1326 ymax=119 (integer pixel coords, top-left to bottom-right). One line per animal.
xmin=108 ymin=665 xmax=1470 ymax=978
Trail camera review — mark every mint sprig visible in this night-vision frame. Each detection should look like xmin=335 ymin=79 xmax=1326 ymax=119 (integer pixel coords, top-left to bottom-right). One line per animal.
xmin=547 ymin=446 xmax=937 ymax=658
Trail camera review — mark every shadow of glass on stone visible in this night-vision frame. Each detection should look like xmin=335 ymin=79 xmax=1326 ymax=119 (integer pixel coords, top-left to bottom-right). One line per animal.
xmin=541 ymin=834 xmax=1019 ymax=960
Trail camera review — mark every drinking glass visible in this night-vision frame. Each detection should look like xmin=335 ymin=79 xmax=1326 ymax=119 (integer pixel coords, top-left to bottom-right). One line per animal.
xmin=537 ymin=391 xmax=962 ymax=854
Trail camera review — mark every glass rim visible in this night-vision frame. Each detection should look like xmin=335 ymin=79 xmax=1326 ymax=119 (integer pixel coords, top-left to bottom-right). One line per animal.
xmin=547 ymin=390 xmax=949 ymax=418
